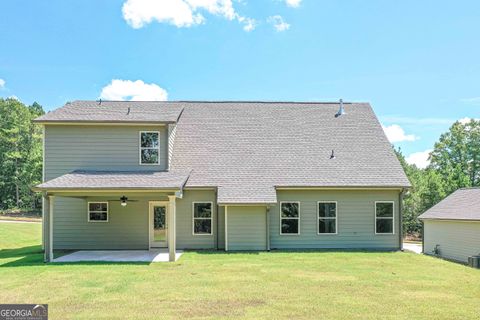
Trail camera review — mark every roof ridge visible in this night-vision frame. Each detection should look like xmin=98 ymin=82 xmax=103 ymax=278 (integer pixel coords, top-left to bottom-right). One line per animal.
xmin=74 ymin=100 xmax=367 ymax=104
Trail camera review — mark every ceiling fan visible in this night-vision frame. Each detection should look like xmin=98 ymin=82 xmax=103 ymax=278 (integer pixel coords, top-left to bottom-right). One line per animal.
xmin=107 ymin=196 xmax=139 ymax=207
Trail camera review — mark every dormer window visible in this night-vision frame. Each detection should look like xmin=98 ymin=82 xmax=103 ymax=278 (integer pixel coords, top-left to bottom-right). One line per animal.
xmin=140 ymin=131 xmax=160 ymax=165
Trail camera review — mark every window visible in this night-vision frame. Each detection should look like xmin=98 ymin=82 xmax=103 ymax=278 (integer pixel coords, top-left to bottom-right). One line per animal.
xmin=140 ymin=131 xmax=160 ymax=165
xmin=193 ymin=202 xmax=213 ymax=235
xmin=318 ymin=202 xmax=337 ymax=234
xmin=375 ymin=202 xmax=394 ymax=234
xmin=280 ymin=202 xmax=300 ymax=235
xmin=88 ymin=202 xmax=108 ymax=222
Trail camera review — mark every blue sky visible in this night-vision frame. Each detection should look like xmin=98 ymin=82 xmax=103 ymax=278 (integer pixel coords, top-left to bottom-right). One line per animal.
xmin=0 ymin=0 xmax=479 ymax=167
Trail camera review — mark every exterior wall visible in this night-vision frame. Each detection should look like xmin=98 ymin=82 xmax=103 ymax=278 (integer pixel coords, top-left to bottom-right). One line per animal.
xmin=226 ymin=206 xmax=267 ymax=251
xmin=52 ymin=196 xmax=157 ymax=250
xmin=270 ymin=190 xmax=401 ymax=249
xmin=175 ymin=190 xmax=217 ymax=249
xmin=45 ymin=125 xmax=169 ymax=250
xmin=44 ymin=125 xmax=168 ymax=181
xmin=423 ymin=220 xmax=480 ymax=263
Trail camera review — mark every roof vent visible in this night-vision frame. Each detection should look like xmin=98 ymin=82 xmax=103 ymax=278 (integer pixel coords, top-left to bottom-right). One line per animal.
xmin=335 ymin=99 xmax=346 ymax=118
xmin=330 ymin=150 xmax=336 ymax=159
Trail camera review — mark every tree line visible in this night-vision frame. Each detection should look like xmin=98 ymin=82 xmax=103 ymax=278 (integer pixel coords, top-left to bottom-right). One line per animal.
xmin=0 ymin=98 xmax=478 ymax=234
xmin=398 ymin=118 xmax=480 ymax=236
xmin=0 ymin=98 xmax=44 ymax=212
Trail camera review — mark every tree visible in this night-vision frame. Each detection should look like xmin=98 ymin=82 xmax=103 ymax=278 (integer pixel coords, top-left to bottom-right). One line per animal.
xmin=395 ymin=149 xmax=446 ymax=236
xmin=430 ymin=119 xmax=480 ymax=195
xmin=0 ymin=98 xmax=44 ymax=211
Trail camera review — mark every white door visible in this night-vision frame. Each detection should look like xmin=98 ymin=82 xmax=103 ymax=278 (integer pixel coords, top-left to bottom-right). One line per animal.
xmin=149 ymin=202 xmax=168 ymax=248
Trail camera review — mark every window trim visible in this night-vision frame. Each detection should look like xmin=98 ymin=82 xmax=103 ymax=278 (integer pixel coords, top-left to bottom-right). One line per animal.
xmin=192 ymin=201 xmax=214 ymax=236
xmin=87 ymin=201 xmax=109 ymax=223
xmin=374 ymin=201 xmax=395 ymax=235
xmin=279 ymin=201 xmax=301 ymax=235
xmin=317 ymin=201 xmax=338 ymax=235
xmin=139 ymin=131 xmax=161 ymax=165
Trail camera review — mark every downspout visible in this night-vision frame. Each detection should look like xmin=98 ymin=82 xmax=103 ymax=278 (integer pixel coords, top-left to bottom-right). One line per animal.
xmin=399 ymin=189 xmax=405 ymax=251
xmin=215 ymin=188 xmax=219 ymax=250
xmin=421 ymin=220 xmax=424 ymax=253
xmin=225 ymin=206 xmax=228 ymax=252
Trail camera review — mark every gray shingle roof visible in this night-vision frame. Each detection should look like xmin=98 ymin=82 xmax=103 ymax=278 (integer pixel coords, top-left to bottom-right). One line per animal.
xmin=34 ymin=100 xmax=183 ymax=123
xmin=418 ymin=188 xmax=480 ymax=221
xmin=35 ymin=170 xmax=190 ymax=190
xmin=168 ymin=102 xmax=411 ymax=203
xmin=35 ymin=101 xmax=410 ymax=203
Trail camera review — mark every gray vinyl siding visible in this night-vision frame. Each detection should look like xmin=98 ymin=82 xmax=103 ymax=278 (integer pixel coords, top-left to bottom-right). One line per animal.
xmin=423 ymin=220 xmax=480 ymax=263
xmin=270 ymin=190 xmax=401 ymax=249
xmin=175 ymin=190 xmax=217 ymax=249
xmin=227 ymin=206 xmax=267 ymax=251
xmin=44 ymin=125 xmax=168 ymax=181
xmin=52 ymin=196 xmax=153 ymax=250
xmin=45 ymin=125 xmax=168 ymax=250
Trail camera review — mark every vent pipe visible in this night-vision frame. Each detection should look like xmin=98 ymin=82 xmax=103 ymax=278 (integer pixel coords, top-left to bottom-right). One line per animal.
xmin=335 ymin=99 xmax=346 ymax=118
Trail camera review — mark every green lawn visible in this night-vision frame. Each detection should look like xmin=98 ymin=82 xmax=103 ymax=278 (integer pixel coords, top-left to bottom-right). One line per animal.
xmin=1 ymin=223 xmax=479 ymax=319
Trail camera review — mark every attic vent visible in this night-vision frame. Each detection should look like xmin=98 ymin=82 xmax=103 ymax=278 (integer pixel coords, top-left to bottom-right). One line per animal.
xmin=335 ymin=99 xmax=346 ymax=118
xmin=330 ymin=150 xmax=336 ymax=159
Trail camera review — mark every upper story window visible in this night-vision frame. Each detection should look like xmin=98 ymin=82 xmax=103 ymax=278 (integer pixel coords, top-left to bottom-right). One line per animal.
xmin=375 ymin=201 xmax=394 ymax=234
xmin=318 ymin=202 xmax=337 ymax=234
xmin=280 ymin=202 xmax=300 ymax=235
xmin=140 ymin=131 xmax=160 ymax=165
xmin=88 ymin=202 xmax=108 ymax=222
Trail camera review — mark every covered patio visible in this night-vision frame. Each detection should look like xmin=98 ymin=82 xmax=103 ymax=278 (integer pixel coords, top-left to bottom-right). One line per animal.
xmin=34 ymin=170 xmax=190 ymax=263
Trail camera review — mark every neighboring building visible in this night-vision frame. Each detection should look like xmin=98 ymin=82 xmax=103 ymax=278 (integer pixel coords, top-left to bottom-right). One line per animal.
xmin=419 ymin=188 xmax=480 ymax=263
xmin=34 ymin=100 xmax=410 ymax=262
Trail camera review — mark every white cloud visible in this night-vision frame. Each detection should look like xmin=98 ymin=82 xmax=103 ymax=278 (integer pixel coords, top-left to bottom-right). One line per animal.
xmin=240 ymin=17 xmax=256 ymax=32
xmin=100 ymin=79 xmax=168 ymax=101
xmin=122 ymin=0 xmax=254 ymax=31
xmin=268 ymin=15 xmax=290 ymax=31
xmin=406 ymin=149 xmax=432 ymax=169
xmin=0 ymin=78 xmax=5 ymax=89
xmin=380 ymin=116 xmax=454 ymax=125
xmin=461 ymin=97 xmax=480 ymax=105
xmin=458 ymin=117 xmax=479 ymax=124
xmin=382 ymin=124 xmax=418 ymax=143
xmin=285 ymin=0 xmax=301 ymax=8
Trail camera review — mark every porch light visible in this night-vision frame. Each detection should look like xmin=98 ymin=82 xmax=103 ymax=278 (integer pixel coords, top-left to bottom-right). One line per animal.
xmin=120 ymin=196 xmax=128 ymax=207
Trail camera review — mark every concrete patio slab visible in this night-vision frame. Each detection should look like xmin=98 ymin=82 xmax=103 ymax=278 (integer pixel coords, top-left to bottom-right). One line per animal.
xmin=53 ymin=249 xmax=183 ymax=263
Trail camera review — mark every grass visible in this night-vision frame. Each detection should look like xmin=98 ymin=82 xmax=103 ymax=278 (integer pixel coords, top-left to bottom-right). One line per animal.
xmin=1 ymin=223 xmax=479 ymax=319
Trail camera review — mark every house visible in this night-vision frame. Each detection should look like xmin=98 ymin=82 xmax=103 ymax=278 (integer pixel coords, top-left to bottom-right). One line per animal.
xmin=419 ymin=187 xmax=480 ymax=263
xmin=33 ymin=100 xmax=410 ymax=262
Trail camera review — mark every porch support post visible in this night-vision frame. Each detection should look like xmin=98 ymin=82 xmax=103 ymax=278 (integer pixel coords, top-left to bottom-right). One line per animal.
xmin=168 ymin=195 xmax=176 ymax=262
xmin=43 ymin=195 xmax=54 ymax=262
xmin=43 ymin=195 xmax=49 ymax=262
xmin=49 ymin=195 xmax=54 ymax=262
